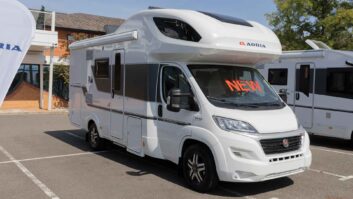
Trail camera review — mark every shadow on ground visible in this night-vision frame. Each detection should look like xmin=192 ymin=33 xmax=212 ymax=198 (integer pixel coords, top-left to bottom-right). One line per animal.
xmin=46 ymin=129 xmax=294 ymax=197
xmin=310 ymin=134 xmax=353 ymax=151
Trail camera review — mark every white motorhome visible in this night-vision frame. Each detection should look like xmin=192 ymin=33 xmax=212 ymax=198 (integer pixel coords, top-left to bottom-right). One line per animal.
xmin=259 ymin=40 xmax=353 ymax=143
xmin=69 ymin=8 xmax=312 ymax=192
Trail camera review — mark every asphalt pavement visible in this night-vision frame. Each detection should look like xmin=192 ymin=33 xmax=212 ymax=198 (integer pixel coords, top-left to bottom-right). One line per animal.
xmin=0 ymin=114 xmax=352 ymax=199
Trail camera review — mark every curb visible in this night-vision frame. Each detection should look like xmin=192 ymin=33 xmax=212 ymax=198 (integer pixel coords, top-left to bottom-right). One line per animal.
xmin=0 ymin=109 xmax=68 ymax=115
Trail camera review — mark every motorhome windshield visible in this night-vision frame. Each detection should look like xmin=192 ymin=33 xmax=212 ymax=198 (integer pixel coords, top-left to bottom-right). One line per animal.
xmin=188 ymin=65 xmax=285 ymax=110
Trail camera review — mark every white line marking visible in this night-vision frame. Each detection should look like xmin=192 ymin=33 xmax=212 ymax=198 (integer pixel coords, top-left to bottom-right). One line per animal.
xmin=0 ymin=150 xmax=110 ymax=165
xmin=65 ymin=131 xmax=85 ymax=140
xmin=218 ymin=186 xmax=257 ymax=199
xmin=0 ymin=145 xmax=60 ymax=199
xmin=310 ymin=146 xmax=353 ymax=156
xmin=309 ymin=168 xmax=345 ymax=178
xmin=339 ymin=176 xmax=353 ymax=181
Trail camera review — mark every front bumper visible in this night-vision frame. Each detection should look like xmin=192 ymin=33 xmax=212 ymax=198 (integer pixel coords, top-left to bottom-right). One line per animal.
xmin=216 ymin=129 xmax=312 ymax=182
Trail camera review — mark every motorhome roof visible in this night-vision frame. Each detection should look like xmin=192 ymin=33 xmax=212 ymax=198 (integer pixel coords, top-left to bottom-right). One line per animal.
xmin=71 ymin=8 xmax=282 ymax=65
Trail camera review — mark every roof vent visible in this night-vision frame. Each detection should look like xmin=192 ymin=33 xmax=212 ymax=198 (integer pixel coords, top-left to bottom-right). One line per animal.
xmin=148 ymin=6 xmax=163 ymax=10
xmin=199 ymin=11 xmax=253 ymax=27
xmin=305 ymin=39 xmax=331 ymax=50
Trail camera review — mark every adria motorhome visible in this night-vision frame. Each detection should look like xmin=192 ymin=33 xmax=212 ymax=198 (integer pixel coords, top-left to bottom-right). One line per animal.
xmin=69 ymin=8 xmax=312 ymax=192
xmin=259 ymin=40 xmax=353 ymax=143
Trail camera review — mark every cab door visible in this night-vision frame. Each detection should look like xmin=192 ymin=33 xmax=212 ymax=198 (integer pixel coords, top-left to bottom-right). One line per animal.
xmin=110 ymin=50 xmax=124 ymax=140
xmin=156 ymin=64 xmax=199 ymax=163
xmin=294 ymin=63 xmax=315 ymax=129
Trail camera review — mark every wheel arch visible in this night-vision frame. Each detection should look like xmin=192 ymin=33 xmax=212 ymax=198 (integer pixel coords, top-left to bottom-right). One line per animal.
xmin=178 ymin=128 xmax=229 ymax=180
xmin=84 ymin=114 xmax=101 ymax=135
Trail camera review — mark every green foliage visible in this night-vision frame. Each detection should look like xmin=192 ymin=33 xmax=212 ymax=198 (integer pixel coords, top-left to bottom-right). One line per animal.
xmin=53 ymin=65 xmax=69 ymax=86
xmin=267 ymin=0 xmax=353 ymax=50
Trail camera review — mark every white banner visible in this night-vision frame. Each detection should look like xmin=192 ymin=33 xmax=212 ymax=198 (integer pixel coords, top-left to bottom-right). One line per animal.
xmin=0 ymin=0 xmax=35 ymax=106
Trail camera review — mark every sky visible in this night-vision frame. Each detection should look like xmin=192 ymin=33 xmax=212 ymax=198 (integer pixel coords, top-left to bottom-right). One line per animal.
xmin=18 ymin=0 xmax=277 ymax=26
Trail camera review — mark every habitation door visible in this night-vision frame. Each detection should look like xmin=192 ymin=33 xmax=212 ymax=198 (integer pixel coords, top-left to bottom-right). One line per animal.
xmin=110 ymin=50 xmax=124 ymax=140
xmin=294 ymin=63 xmax=315 ymax=129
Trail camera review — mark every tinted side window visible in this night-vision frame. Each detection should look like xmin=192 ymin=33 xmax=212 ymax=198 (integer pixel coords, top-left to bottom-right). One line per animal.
xmin=153 ymin=17 xmax=201 ymax=42
xmin=327 ymin=68 xmax=353 ymax=99
xmin=162 ymin=66 xmax=192 ymax=109
xmin=268 ymin=68 xmax=288 ymax=85
xmin=113 ymin=53 xmax=122 ymax=94
xmin=125 ymin=64 xmax=159 ymax=101
xmin=94 ymin=59 xmax=109 ymax=78
xmin=92 ymin=58 xmax=110 ymax=93
xmin=298 ymin=65 xmax=310 ymax=96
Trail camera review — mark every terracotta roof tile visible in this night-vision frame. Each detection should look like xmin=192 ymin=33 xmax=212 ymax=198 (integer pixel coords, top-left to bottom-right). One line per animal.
xmin=46 ymin=12 xmax=125 ymax=32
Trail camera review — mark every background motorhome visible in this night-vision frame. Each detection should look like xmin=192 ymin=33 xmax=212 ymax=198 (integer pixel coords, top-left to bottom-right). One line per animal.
xmin=259 ymin=40 xmax=353 ymax=142
xmin=69 ymin=8 xmax=311 ymax=192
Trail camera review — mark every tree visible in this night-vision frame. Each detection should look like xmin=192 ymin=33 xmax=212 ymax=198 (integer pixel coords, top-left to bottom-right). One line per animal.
xmin=267 ymin=0 xmax=353 ymax=50
xmin=53 ymin=65 xmax=69 ymax=100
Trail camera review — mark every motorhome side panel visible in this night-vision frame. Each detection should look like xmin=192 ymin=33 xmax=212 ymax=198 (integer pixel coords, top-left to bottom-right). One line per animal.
xmin=123 ymin=63 xmax=160 ymax=157
xmin=69 ymin=49 xmax=86 ymax=127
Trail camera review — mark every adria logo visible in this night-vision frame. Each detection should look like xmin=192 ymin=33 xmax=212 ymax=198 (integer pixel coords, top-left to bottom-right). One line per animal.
xmin=239 ymin=41 xmax=266 ymax=48
xmin=0 ymin=43 xmax=22 ymax=52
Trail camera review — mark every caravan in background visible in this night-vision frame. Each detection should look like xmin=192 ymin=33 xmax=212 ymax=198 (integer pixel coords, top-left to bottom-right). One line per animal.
xmin=259 ymin=40 xmax=353 ymax=143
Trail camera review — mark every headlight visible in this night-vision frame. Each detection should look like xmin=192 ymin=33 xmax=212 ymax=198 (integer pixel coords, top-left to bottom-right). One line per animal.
xmin=213 ymin=116 xmax=257 ymax=133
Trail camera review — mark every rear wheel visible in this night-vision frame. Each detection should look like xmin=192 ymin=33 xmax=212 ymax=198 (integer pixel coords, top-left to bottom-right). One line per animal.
xmin=182 ymin=144 xmax=218 ymax=192
xmin=88 ymin=123 xmax=104 ymax=150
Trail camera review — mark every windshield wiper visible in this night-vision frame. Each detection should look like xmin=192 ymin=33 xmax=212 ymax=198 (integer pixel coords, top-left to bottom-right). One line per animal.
xmin=207 ymin=97 xmax=259 ymax=108
xmin=257 ymin=102 xmax=284 ymax=107
xmin=206 ymin=96 xmax=226 ymax=102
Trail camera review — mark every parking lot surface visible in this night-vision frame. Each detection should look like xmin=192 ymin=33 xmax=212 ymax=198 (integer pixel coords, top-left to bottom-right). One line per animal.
xmin=0 ymin=113 xmax=352 ymax=199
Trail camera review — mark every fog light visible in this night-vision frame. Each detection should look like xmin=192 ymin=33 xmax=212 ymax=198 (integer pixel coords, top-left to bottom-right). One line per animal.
xmin=234 ymin=171 xmax=256 ymax=179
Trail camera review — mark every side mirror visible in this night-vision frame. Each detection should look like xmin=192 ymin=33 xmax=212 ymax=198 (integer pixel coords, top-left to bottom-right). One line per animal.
xmin=278 ymin=89 xmax=288 ymax=103
xmin=167 ymin=88 xmax=199 ymax=112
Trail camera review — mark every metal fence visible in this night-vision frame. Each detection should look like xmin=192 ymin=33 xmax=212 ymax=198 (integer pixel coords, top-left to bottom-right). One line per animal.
xmin=30 ymin=10 xmax=55 ymax=31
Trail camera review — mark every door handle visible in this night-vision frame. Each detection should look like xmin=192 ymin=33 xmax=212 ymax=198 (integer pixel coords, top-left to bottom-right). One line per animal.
xmin=111 ymin=89 xmax=115 ymax=99
xmin=296 ymin=93 xmax=300 ymax=100
xmin=158 ymin=105 xmax=163 ymax=117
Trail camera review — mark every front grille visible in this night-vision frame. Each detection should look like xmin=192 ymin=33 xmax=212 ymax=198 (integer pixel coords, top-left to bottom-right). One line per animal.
xmin=260 ymin=136 xmax=301 ymax=155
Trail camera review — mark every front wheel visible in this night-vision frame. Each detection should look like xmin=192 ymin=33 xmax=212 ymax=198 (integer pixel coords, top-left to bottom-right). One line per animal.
xmin=182 ymin=144 xmax=218 ymax=192
xmin=88 ymin=123 xmax=104 ymax=150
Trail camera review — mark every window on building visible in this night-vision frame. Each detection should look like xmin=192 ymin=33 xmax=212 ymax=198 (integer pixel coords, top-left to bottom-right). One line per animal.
xmin=7 ymin=64 xmax=40 ymax=95
xmin=327 ymin=68 xmax=353 ymax=99
xmin=67 ymin=34 xmax=76 ymax=48
xmin=153 ymin=17 xmax=202 ymax=42
xmin=268 ymin=68 xmax=288 ymax=85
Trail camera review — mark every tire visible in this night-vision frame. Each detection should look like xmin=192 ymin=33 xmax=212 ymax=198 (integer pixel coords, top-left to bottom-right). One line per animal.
xmin=88 ymin=123 xmax=104 ymax=150
xmin=182 ymin=144 xmax=218 ymax=192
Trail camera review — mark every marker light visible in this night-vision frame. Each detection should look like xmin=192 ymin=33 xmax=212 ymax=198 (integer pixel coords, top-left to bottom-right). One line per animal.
xmin=213 ymin=116 xmax=257 ymax=133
